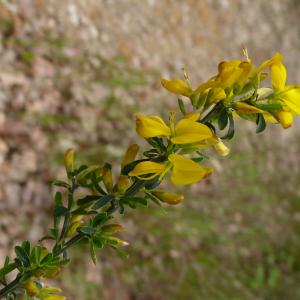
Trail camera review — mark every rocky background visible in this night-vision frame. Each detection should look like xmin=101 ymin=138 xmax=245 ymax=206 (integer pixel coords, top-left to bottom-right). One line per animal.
xmin=1 ymin=1 xmax=300 ymax=299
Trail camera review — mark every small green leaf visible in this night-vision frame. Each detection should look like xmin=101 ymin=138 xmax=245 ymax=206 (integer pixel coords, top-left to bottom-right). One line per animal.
xmin=221 ymin=113 xmax=235 ymax=140
xmin=0 ymin=262 xmax=17 ymax=278
xmin=256 ymin=114 xmax=266 ymax=133
xmin=54 ymin=206 xmax=68 ymax=218
xmin=92 ymin=213 xmax=111 ymax=227
xmin=40 ymin=253 xmax=53 ymax=265
xmin=79 ymin=226 xmax=96 ymax=235
xmin=218 ymin=110 xmax=228 ymax=130
xmin=31 ymin=245 xmax=42 ymax=265
xmin=256 ymin=103 xmax=283 ymax=111
xmin=21 ymin=240 xmax=30 ymax=255
xmin=92 ymin=195 xmax=114 ymax=210
xmin=77 ymin=195 xmax=101 ymax=206
xmin=51 ymin=180 xmax=70 ymax=188
xmin=15 ymin=246 xmax=30 ymax=267
xmin=178 ymin=98 xmax=186 ymax=115
xmin=54 ymin=192 xmax=63 ymax=206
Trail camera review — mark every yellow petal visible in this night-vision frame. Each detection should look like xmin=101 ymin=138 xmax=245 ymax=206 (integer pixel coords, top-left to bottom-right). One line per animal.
xmin=121 ymin=144 xmax=139 ymax=168
xmin=151 ymin=190 xmax=184 ymax=205
xmin=129 ymin=161 xmax=166 ymax=180
xmin=136 ymin=114 xmax=170 ymax=138
xmin=281 ymin=88 xmax=300 ymax=114
xmin=275 ymin=111 xmax=293 ymax=129
xmin=42 ymin=296 xmax=66 ymax=300
xmin=270 ymin=62 xmax=287 ymax=90
xmin=263 ymin=112 xmax=278 ymax=124
xmin=64 ymin=148 xmax=75 ymax=174
xmin=161 ymin=79 xmax=192 ymax=96
xmin=256 ymin=52 xmax=284 ymax=73
xmin=168 ymin=154 xmax=212 ymax=186
xmin=184 ymin=112 xmax=201 ymax=121
xmin=24 ymin=280 xmax=40 ymax=297
xmin=116 ymin=175 xmax=130 ymax=192
xmin=234 ymin=102 xmax=264 ymax=114
xmin=172 ymin=119 xmax=212 ymax=144
xmin=210 ymin=87 xmax=226 ymax=102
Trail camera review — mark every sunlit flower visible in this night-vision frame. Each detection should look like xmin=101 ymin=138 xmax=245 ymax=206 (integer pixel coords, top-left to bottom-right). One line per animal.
xmin=135 ymin=114 xmax=213 ymax=144
xmin=151 ymin=190 xmax=184 ymax=205
xmin=161 ymin=79 xmax=193 ymax=96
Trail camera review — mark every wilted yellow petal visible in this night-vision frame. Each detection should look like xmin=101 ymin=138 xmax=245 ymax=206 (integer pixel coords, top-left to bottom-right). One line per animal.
xmin=129 ymin=161 xmax=166 ymax=180
xmin=270 ymin=62 xmax=287 ymax=90
xmin=275 ymin=111 xmax=293 ymax=129
xmin=117 ymin=175 xmax=130 ymax=192
xmin=213 ymin=138 xmax=230 ymax=156
xmin=161 ymin=79 xmax=192 ymax=96
xmin=234 ymin=102 xmax=264 ymax=114
xmin=281 ymin=88 xmax=300 ymax=114
xmin=121 ymin=144 xmax=139 ymax=168
xmin=102 ymin=224 xmax=124 ymax=233
xmin=136 ymin=114 xmax=170 ymax=138
xmin=152 ymin=190 xmax=184 ymax=205
xmin=171 ymin=119 xmax=212 ymax=144
xmin=102 ymin=165 xmax=113 ymax=192
xmin=24 ymin=280 xmax=40 ymax=297
xmin=263 ymin=112 xmax=278 ymax=124
xmin=168 ymin=154 xmax=213 ymax=186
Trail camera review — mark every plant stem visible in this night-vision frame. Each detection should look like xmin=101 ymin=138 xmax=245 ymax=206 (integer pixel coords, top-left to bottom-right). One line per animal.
xmin=0 ymin=274 xmax=23 ymax=299
xmin=53 ymin=234 xmax=85 ymax=257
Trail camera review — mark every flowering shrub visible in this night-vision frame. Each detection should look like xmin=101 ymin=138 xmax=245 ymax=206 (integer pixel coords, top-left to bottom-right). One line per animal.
xmin=0 ymin=50 xmax=299 ymax=299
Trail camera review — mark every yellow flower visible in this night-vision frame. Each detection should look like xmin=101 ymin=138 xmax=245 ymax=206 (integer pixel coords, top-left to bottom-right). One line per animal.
xmin=136 ymin=114 xmax=213 ymax=144
xmin=267 ymin=57 xmax=300 ymax=127
xmin=129 ymin=154 xmax=212 ymax=186
xmin=64 ymin=149 xmax=75 ymax=174
xmin=161 ymin=79 xmax=193 ymax=96
xmin=42 ymin=296 xmax=66 ymax=300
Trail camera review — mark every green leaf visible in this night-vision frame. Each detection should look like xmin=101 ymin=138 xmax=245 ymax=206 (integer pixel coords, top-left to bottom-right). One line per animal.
xmin=92 ymin=195 xmax=114 ymax=210
xmin=50 ymin=228 xmax=59 ymax=240
xmin=89 ymin=241 xmax=97 ymax=265
xmin=15 ymin=246 xmax=30 ymax=267
xmin=92 ymin=213 xmax=111 ymax=227
xmin=77 ymin=195 xmax=101 ymax=206
xmin=256 ymin=103 xmax=283 ymax=111
xmin=21 ymin=240 xmax=30 ymax=255
xmin=31 ymin=245 xmax=42 ymax=265
xmin=54 ymin=191 xmax=63 ymax=206
xmin=122 ymin=196 xmax=148 ymax=207
xmin=218 ymin=110 xmax=228 ymax=130
xmin=40 ymin=253 xmax=53 ymax=265
xmin=178 ymin=98 xmax=186 ymax=115
xmin=54 ymin=206 xmax=68 ymax=218
xmin=51 ymin=180 xmax=70 ymax=188
xmin=256 ymin=114 xmax=266 ymax=133
xmin=191 ymin=157 xmax=204 ymax=163
xmin=79 ymin=226 xmax=96 ymax=235
xmin=0 ymin=262 xmax=17 ymax=278
xmin=221 ymin=113 xmax=235 ymax=140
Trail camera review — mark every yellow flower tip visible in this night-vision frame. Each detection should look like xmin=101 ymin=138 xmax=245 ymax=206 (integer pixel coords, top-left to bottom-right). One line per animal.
xmin=121 ymin=144 xmax=139 ymax=168
xmin=135 ymin=114 xmax=170 ymax=138
xmin=67 ymin=215 xmax=84 ymax=237
xmin=64 ymin=148 xmax=75 ymax=174
xmin=107 ymin=237 xmax=129 ymax=247
xmin=161 ymin=78 xmax=192 ymax=96
xmin=214 ymin=139 xmax=230 ymax=156
xmin=152 ymin=190 xmax=184 ymax=205
xmin=129 ymin=161 xmax=166 ymax=180
xmin=24 ymin=280 xmax=40 ymax=297
xmin=275 ymin=111 xmax=293 ymax=129
xmin=234 ymin=102 xmax=264 ymax=114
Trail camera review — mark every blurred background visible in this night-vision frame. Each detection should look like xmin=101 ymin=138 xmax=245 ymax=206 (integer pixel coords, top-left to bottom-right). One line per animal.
xmin=1 ymin=0 xmax=300 ymax=299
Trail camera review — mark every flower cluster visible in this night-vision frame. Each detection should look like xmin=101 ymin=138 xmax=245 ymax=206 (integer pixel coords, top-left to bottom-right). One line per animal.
xmin=1 ymin=50 xmax=299 ymax=300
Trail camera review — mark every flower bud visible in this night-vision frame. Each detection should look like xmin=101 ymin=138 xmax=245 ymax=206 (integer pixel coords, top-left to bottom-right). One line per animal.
xmin=67 ymin=215 xmax=84 ymax=237
xmin=117 ymin=175 xmax=130 ymax=193
xmin=161 ymin=79 xmax=192 ymax=96
xmin=233 ymin=102 xmax=264 ymax=114
xmin=64 ymin=148 xmax=75 ymax=175
xmin=151 ymin=190 xmax=184 ymax=205
xmin=102 ymin=164 xmax=113 ymax=192
xmin=107 ymin=237 xmax=129 ymax=247
xmin=214 ymin=138 xmax=230 ymax=156
xmin=121 ymin=144 xmax=139 ymax=168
